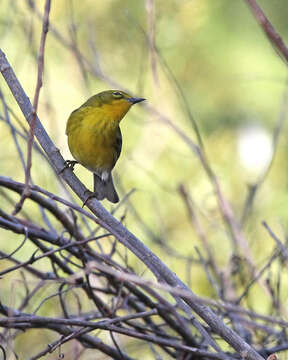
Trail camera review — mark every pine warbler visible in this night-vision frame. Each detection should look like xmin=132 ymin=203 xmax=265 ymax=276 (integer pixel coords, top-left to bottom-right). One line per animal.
xmin=66 ymin=90 xmax=145 ymax=203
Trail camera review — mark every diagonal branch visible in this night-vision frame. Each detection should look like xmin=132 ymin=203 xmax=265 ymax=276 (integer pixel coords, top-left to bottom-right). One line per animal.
xmin=244 ymin=0 xmax=288 ymax=64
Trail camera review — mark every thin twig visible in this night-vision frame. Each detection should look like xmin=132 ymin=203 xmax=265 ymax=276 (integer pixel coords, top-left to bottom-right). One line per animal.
xmin=244 ymin=0 xmax=288 ymax=64
xmin=13 ymin=0 xmax=51 ymax=215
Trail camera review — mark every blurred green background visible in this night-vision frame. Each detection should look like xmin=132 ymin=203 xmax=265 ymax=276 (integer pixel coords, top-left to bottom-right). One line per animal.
xmin=1 ymin=0 xmax=288 ymax=358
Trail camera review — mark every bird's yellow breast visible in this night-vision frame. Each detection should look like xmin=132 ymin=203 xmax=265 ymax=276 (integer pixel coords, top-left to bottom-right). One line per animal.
xmin=101 ymin=100 xmax=131 ymax=122
xmin=66 ymin=106 xmax=121 ymax=173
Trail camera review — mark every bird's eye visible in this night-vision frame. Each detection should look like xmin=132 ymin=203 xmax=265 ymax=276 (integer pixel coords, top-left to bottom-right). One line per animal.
xmin=112 ymin=91 xmax=123 ymax=98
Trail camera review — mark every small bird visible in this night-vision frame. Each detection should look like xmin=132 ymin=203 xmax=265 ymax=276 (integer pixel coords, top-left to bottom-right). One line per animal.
xmin=66 ymin=90 xmax=145 ymax=203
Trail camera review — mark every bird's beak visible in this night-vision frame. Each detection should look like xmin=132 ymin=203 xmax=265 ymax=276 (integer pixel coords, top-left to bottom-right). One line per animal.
xmin=127 ymin=97 xmax=146 ymax=105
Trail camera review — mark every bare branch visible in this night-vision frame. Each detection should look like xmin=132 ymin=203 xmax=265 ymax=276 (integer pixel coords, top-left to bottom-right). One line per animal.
xmin=13 ymin=0 xmax=51 ymax=215
xmin=244 ymin=0 xmax=288 ymax=64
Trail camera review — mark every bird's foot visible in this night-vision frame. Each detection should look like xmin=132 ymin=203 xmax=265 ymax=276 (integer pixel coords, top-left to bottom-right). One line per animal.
xmin=82 ymin=190 xmax=97 ymax=208
xmin=58 ymin=160 xmax=79 ymax=174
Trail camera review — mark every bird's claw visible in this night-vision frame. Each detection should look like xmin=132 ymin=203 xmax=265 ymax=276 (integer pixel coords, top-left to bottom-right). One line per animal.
xmin=58 ymin=160 xmax=78 ymax=174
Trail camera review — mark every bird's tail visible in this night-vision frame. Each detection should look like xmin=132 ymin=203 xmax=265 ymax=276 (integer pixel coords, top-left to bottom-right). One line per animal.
xmin=93 ymin=173 xmax=119 ymax=203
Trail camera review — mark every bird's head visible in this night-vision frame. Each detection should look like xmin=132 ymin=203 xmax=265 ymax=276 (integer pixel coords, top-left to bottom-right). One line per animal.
xmin=86 ymin=90 xmax=145 ymax=122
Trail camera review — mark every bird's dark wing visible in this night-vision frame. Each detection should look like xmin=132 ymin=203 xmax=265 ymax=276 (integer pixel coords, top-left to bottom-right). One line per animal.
xmin=114 ymin=126 xmax=122 ymax=161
